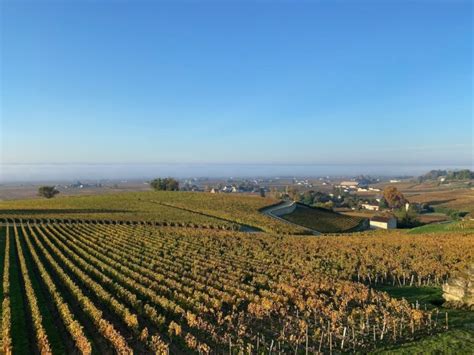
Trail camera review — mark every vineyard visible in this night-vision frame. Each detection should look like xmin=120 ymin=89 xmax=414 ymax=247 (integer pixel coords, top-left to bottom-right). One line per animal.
xmin=0 ymin=192 xmax=232 ymax=229
xmin=280 ymin=204 xmax=366 ymax=233
xmin=1 ymin=220 xmax=472 ymax=354
xmin=0 ymin=192 xmax=308 ymax=234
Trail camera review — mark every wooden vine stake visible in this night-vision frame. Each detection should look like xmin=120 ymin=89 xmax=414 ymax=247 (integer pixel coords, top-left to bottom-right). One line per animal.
xmin=318 ymin=331 xmax=324 ymax=353
xmin=340 ymin=327 xmax=347 ymax=350
xmin=305 ymin=324 xmax=309 ymax=355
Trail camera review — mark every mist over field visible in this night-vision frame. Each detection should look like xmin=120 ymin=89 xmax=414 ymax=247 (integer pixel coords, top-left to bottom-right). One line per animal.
xmin=1 ymin=163 xmax=472 ymax=183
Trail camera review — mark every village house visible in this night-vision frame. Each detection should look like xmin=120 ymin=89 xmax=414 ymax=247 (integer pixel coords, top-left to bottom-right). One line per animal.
xmin=339 ymin=181 xmax=359 ymax=189
xmin=222 ymin=185 xmax=238 ymax=193
xmin=361 ymin=202 xmax=380 ymax=211
xmin=370 ymin=215 xmax=397 ymax=229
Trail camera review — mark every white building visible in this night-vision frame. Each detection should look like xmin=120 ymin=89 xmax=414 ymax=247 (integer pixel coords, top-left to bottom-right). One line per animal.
xmin=222 ymin=185 xmax=237 ymax=193
xmin=340 ymin=181 xmax=359 ymax=189
xmin=369 ymin=187 xmax=381 ymax=192
xmin=361 ymin=203 xmax=380 ymax=211
xmin=370 ymin=216 xmax=397 ymax=229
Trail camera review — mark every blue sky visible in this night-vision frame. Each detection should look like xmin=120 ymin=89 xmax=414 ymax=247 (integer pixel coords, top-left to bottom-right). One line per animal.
xmin=0 ymin=0 xmax=472 ymax=178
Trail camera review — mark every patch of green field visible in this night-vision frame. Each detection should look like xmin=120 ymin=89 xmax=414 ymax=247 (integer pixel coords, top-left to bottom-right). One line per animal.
xmin=375 ymin=285 xmax=443 ymax=305
xmin=373 ymin=286 xmax=474 ymax=354
xmin=408 ymin=220 xmax=474 ymax=234
xmin=375 ymin=329 xmax=474 ymax=354
xmin=408 ymin=223 xmax=454 ymax=234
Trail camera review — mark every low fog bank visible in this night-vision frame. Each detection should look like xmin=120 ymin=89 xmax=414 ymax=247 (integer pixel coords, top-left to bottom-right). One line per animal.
xmin=1 ymin=163 xmax=472 ymax=183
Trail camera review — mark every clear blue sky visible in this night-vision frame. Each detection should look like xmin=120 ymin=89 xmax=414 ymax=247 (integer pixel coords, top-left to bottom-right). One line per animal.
xmin=1 ymin=1 xmax=472 ymax=176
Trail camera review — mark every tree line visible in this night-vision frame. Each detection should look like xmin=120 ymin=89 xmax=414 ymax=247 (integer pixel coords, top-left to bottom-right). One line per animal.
xmin=150 ymin=178 xmax=180 ymax=191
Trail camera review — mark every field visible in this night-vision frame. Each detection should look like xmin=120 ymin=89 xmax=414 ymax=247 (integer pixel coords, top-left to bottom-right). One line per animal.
xmin=0 ymin=191 xmax=473 ymax=354
xmin=371 ymin=286 xmax=474 ymax=354
xmin=0 ymin=182 xmax=152 ymax=201
xmin=405 ymin=188 xmax=474 ymax=215
xmin=408 ymin=219 xmax=474 ymax=234
xmin=374 ymin=182 xmax=474 ymax=216
xmin=281 ymin=204 xmax=366 ymax=233
xmin=353 ymin=182 xmax=474 ymax=225
xmin=1 ymin=221 xmax=473 ymax=354
xmin=0 ymin=191 xmax=309 ymax=234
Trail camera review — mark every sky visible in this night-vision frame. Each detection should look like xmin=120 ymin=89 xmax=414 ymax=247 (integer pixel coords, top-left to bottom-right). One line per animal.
xmin=0 ymin=0 xmax=472 ymax=180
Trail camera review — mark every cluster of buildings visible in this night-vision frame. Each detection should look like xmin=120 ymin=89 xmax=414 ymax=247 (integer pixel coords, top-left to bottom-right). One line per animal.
xmin=336 ymin=181 xmax=381 ymax=193
xmin=210 ymin=185 xmax=266 ymax=194
xmin=293 ymin=179 xmax=313 ymax=188
xmin=334 ymin=181 xmax=396 ymax=229
xmin=61 ymin=181 xmax=103 ymax=189
xmin=210 ymin=186 xmax=238 ymax=193
xmin=361 ymin=202 xmax=380 ymax=211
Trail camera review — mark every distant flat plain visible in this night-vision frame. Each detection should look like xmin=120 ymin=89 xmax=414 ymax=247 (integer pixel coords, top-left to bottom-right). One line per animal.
xmin=0 ymin=181 xmax=150 ymax=201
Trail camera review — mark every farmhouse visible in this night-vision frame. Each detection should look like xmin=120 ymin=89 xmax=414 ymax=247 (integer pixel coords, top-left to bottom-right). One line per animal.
xmin=222 ymin=185 xmax=237 ymax=193
xmin=341 ymin=181 xmax=359 ymax=188
xmin=370 ymin=215 xmax=397 ymax=229
xmin=339 ymin=181 xmax=359 ymax=189
xmin=361 ymin=202 xmax=380 ymax=211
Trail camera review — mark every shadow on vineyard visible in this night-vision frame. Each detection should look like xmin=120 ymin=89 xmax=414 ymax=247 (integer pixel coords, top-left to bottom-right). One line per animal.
xmin=375 ymin=286 xmax=444 ymax=306
xmin=144 ymin=200 xmax=264 ymax=232
xmin=373 ymin=286 xmax=474 ymax=353
xmin=0 ymin=209 xmax=129 ymax=215
xmin=280 ymin=203 xmax=366 ymax=233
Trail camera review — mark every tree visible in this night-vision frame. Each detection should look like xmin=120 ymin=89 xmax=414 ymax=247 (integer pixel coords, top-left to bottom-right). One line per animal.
xmin=446 ymin=169 xmax=473 ymax=181
xmin=314 ymin=201 xmax=334 ymax=210
xmin=383 ymin=186 xmax=407 ymax=209
xmin=313 ymin=191 xmax=330 ymax=204
xmin=378 ymin=198 xmax=389 ymax=209
xmin=269 ymin=187 xmax=282 ymax=200
xmin=395 ymin=207 xmax=421 ymax=228
xmin=38 ymin=186 xmax=59 ymax=199
xmin=150 ymin=178 xmax=180 ymax=191
xmin=287 ymin=187 xmax=300 ymax=201
xmin=301 ymin=191 xmax=314 ymax=205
